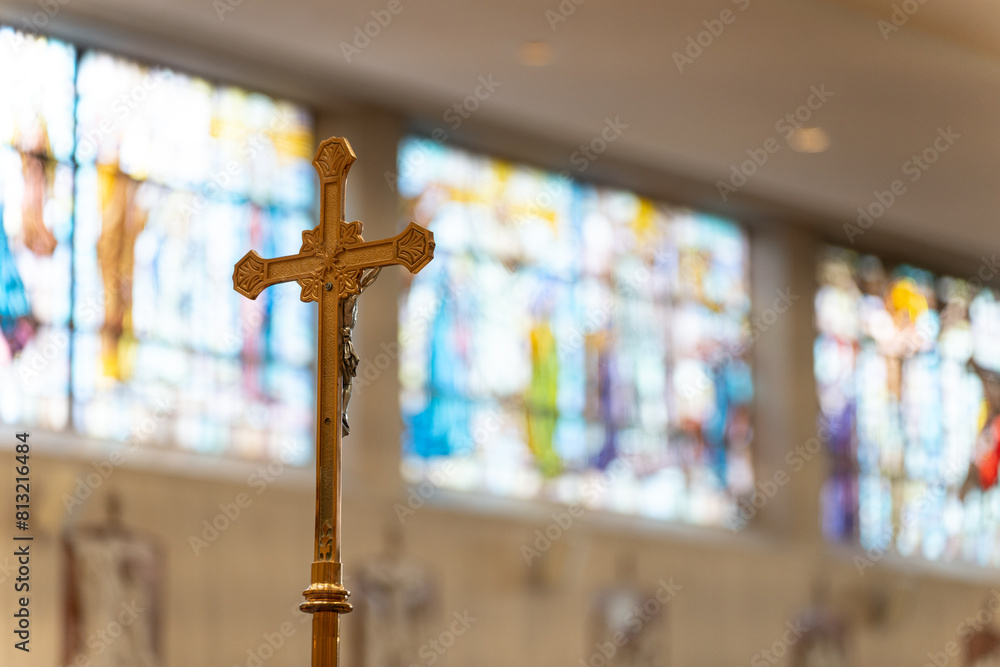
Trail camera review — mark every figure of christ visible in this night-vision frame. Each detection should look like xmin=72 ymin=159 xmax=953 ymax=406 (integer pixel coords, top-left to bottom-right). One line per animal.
xmin=340 ymin=267 xmax=380 ymax=436
xmin=95 ymin=162 xmax=149 ymax=381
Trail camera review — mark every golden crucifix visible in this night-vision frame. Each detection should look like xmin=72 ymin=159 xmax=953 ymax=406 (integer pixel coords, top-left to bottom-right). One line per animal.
xmin=232 ymin=137 xmax=434 ymax=666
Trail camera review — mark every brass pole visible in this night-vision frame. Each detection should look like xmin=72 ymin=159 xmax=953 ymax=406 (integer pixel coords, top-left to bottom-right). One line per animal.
xmin=299 ymin=174 xmax=353 ymax=667
xmin=310 ymin=612 xmax=341 ymax=666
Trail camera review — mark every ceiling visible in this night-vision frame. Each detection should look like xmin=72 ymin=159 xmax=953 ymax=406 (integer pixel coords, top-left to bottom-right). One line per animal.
xmin=2 ymin=0 xmax=999 ymax=269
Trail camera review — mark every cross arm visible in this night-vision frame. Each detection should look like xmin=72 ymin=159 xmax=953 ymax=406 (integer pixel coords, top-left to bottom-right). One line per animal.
xmin=233 ymin=250 xmax=322 ymax=300
xmin=341 ymin=222 xmax=435 ymax=275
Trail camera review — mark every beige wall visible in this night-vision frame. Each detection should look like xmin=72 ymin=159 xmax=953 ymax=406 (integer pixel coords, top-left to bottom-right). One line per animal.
xmin=1 ymin=108 xmax=998 ymax=667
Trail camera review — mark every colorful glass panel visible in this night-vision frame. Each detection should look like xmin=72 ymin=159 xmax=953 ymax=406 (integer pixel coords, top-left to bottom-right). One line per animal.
xmin=398 ymin=137 xmax=754 ymax=525
xmin=0 ymin=29 xmax=75 ymax=431
xmin=815 ymin=247 xmax=1000 ymax=565
xmin=0 ymin=28 xmax=316 ymax=463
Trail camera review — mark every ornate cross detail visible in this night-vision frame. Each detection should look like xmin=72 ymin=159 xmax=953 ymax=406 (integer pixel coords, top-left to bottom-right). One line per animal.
xmin=233 ymin=137 xmax=434 ymax=667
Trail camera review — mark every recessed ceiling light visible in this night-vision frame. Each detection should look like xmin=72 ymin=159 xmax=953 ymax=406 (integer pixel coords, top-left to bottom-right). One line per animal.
xmin=519 ymin=41 xmax=552 ymax=67
xmin=789 ymin=127 xmax=831 ymax=153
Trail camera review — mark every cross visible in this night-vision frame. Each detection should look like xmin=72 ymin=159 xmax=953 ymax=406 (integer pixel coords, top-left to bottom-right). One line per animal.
xmin=232 ymin=136 xmax=434 ymax=667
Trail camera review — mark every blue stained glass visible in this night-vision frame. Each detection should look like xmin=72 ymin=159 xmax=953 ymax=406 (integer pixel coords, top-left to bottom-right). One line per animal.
xmin=816 ymin=247 xmax=1000 ymax=566
xmin=407 ymin=268 xmax=472 ymax=459
xmin=398 ymin=137 xmax=754 ymax=525
xmin=0 ymin=26 xmax=75 ymax=432
xmin=0 ymin=27 xmax=316 ymax=464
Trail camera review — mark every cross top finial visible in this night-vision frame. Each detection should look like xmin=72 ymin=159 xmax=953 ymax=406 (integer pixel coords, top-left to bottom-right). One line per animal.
xmin=313 ymin=137 xmax=356 ymax=181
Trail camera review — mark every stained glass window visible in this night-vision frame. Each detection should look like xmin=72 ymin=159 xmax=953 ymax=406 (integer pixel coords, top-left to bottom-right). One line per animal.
xmin=0 ymin=29 xmax=75 ymax=431
xmin=815 ymin=247 xmax=1000 ymax=565
xmin=397 ymin=137 xmax=754 ymax=525
xmin=0 ymin=27 xmax=316 ymax=463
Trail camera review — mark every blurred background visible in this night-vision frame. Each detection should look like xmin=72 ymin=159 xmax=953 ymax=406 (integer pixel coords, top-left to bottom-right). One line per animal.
xmin=1 ymin=0 xmax=1000 ymax=665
